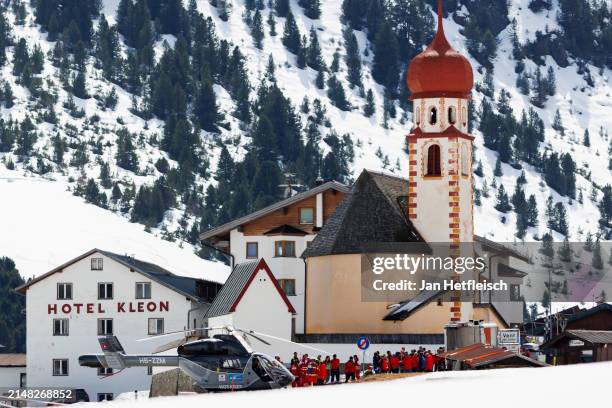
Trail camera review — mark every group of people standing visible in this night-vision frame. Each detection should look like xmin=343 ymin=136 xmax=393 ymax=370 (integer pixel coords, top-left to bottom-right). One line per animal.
xmin=371 ymin=347 xmax=447 ymax=374
xmin=285 ymin=346 xmax=446 ymax=387
xmin=288 ymin=353 xmax=362 ymax=387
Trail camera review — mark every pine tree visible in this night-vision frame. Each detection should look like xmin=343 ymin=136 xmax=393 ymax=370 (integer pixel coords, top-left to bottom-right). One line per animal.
xmin=592 ymin=239 xmax=603 ymax=269
xmin=546 ymin=66 xmax=556 ymax=96
xmin=372 ymin=22 xmax=399 ymax=95
xmin=554 ymin=202 xmax=569 ymax=236
xmin=343 ymin=27 xmax=362 ymax=87
xmin=494 ymin=157 xmax=503 ymax=177
xmin=72 ymin=71 xmax=89 ymax=99
xmin=299 ymin=0 xmax=321 ymax=19
xmin=99 ymin=161 xmax=113 ymax=189
xmin=307 ymin=27 xmax=323 ymax=71
xmin=364 ymin=89 xmax=375 ymax=117
xmin=558 ymin=237 xmax=572 ymax=262
xmin=252 ymin=9 xmax=264 ymax=49
xmin=296 ymin=35 xmax=307 ymax=69
xmin=116 ymin=128 xmax=139 ymax=171
xmin=495 ymin=184 xmax=512 ymax=213
xmin=552 ymin=109 xmax=565 ymax=135
xmin=193 ymin=81 xmax=219 ymax=132
xmin=275 ymin=0 xmax=290 ymax=18
xmin=267 ymin=11 xmax=277 ymax=36
xmin=282 ymin=11 xmax=301 ymax=54
xmin=527 ymin=194 xmax=539 ymax=227
xmin=583 ymin=129 xmax=590 ymax=147
xmin=327 ymin=76 xmax=350 ymax=111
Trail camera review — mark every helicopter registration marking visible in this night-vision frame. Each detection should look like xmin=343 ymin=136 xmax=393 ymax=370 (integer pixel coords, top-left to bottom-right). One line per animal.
xmin=138 ymin=357 xmax=166 ymax=364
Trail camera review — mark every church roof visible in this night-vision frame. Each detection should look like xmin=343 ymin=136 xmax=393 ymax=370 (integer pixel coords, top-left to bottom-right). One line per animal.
xmin=407 ymin=0 xmax=473 ymax=99
xmin=302 ymin=170 xmax=424 ymax=258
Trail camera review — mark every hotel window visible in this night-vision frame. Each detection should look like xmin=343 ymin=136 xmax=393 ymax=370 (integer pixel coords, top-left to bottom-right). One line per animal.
xmin=52 ymin=359 xmax=68 ymax=376
xmin=278 ymin=279 xmax=296 ymax=296
xmin=98 ymin=282 xmax=113 ymax=300
xmin=98 ymin=394 xmax=113 ymax=402
xmin=97 ymin=367 xmax=113 ymax=376
xmin=510 ymin=284 xmax=521 ymax=301
xmin=275 ymin=241 xmax=296 ymax=257
xmin=299 ymin=208 xmax=314 ymax=224
xmin=148 ymin=318 xmax=164 ymax=335
xmin=426 ymin=145 xmax=442 ymax=176
xmin=91 ymin=257 xmax=103 ymax=270
xmin=53 ymin=318 xmax=69 ymax=336
xmin=57 ymin=283 xmax=72 ymax=300
xmin=246 ymin=242 xmax=258 ymax=259
xmin=98 ymin=318 xmax=113 ymax=335
xmin=136 ymin=282 xmax=152 ymax=299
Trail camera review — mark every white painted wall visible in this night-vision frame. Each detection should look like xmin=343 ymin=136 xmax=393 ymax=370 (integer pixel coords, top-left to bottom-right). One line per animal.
xmin=209 ymin=267 xmax=294 ymax=357
xmin=413 ymin=97 xmax=469 ymax=134
xmin=230 ymin=229 xmax=313 ymax=333
xmin=0 ymin=366 xmax=25 ymax=387
xmin=25 ymin=252 xmax=203 ymax=401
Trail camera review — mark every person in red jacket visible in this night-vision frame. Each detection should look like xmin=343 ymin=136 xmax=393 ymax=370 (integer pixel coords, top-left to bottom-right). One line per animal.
xmin=317 ymin=360 xmax=327 ymax=385
xmin=330 ymin=354 xmax=341 ymax=383
xmin=379 ymin=355 xmax=389 ymax=373
xmin=390 ymin=353 xmax=400 ymax=373
xmin=410 ymin=351 xmax=419 ymax=372
xmin=402 ymin=353 xmax=411 ymax=373
xmin=290 ymin=362 xmax=300 ymax=387
xmin=344 ymin=356 xmax=356 ymax=382
xmin=424 ymin=351 xmax=434 ymax=372
xmin=353 ymin=355 xmax=361 ymax=380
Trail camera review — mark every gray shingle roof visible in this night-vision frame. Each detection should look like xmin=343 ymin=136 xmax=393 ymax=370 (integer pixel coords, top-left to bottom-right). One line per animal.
xmin=205 ymin=261 xmax=260 ymax=318
xmin=302 ymin=170 xmax=424 ymax=258
xmin=567 ymin=330 xmax=612 ymax=344
xmin=16 ymin=249 xmax=220 ymax=303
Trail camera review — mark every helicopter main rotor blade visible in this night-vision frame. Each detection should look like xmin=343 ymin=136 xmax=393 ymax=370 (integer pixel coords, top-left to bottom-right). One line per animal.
xmin=239 ymin=330 xmax=271 ymax=346
xmin=136 ymin=326 xmax=226 ymax=342
xmin=243 ymin=330 xmax=330 ymax=354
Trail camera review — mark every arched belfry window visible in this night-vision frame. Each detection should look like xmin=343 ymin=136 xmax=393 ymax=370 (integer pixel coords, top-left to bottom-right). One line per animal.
xmin=426 ymin=144 xmax=441 ymax=176
xmin=462 ymin=107 xmax=467 ymax=126
xmin=429 ymin=107 xmax=437 ymax=125
xmin=448 ymin=106 xmax=456 ymax=124
xmin=415 ymin=107 xmax=421 ymax=126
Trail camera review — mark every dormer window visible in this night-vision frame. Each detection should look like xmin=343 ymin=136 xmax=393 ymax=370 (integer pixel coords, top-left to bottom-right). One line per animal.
xmin=429 ymin=107 xmax=437 ymax=125
xmin=448 ymin=106 xmax=456 ymax=124
xmin=426 ymin=145 xmax=441 ymax=176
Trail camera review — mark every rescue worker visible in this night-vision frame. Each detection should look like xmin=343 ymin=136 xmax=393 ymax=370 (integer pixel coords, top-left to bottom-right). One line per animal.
xmin=425 ymin=351 xmax=434 ymax=372
xmin=330 ymin=354 xmax=341 ymax=383
xmin=324 ymin=356 xmax=331 ymax=383
xmin=353 ymin=355 xmax=361 ymax=380
xmin=290 ymin=362 xmax=300 ymax=387
xmin=390 ymin=352 xmax=400 ymax=373
xmin=344 ymin=356 xmax=356 ymax=382
xmin=379 ymin=354 xmax=389 ymax=373
xmin=410 ymin=350 xmax=419 ymax=372
xmin=291 ymin=352 xmax=300 ymax=366
xmin=317 ymin=359 xmax=327 ymax=385
xmin=402 ymin=352 xmax=411 ymax=373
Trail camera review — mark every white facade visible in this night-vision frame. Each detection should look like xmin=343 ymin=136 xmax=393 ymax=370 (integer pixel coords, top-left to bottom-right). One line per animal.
xmin=24 ymin=251 xmax=205 ymax=401
xmin=208 ymin=267 xmax=294 ymax=357
xmin=230 ymin=229 xmax=314 ymax=334
xmin=0 ymin=366 xmax=26 ymax=388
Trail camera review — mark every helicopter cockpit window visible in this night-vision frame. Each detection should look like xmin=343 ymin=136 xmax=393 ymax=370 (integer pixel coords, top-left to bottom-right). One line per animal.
xmin=252 ymin=357 xmax=273 ymax=382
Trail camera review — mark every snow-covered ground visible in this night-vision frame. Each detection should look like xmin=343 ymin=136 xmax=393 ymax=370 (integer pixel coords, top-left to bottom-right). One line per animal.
xmin=0 ymin=167 xmax=229 ymax=282
xmin=101 ymin=362 xmax=611 ymax=407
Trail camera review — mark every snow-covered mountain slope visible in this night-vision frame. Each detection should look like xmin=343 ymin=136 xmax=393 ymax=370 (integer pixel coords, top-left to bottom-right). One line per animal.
xmin=0 ymin=0 xmax=611 ymax=281
xmin=0 ymin=167 xmax=229 ymax=281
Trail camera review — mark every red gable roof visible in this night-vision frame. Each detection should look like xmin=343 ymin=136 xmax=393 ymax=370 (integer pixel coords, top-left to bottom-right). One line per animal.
xmin=230 ymin=258 xmax=296 ymax=314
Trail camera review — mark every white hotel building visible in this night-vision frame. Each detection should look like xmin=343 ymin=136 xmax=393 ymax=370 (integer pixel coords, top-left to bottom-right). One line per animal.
xmin=15 ymin=249 xmax=220 ymax=401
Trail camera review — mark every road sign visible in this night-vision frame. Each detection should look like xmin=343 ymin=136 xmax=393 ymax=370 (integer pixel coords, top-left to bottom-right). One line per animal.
xmin=498 ymin=329 xmax=520 ymax=345
xmin=357 ymin=337 xmax=370 ymax=350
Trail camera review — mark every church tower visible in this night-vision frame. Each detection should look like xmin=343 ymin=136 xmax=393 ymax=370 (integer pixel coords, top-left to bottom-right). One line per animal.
xmin=406 ymin=0 xmax=475 ymax=322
